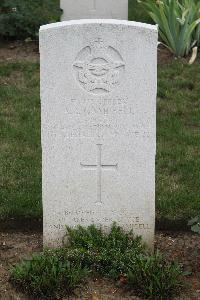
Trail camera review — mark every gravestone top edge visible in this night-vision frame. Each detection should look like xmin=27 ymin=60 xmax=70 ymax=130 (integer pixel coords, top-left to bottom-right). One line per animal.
xmin=40 ymin=19 xmax=157 ymax=33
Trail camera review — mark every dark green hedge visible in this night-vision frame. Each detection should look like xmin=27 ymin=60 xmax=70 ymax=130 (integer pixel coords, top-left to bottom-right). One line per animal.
xmin=0 ymin=0 xmax=61 ymax=39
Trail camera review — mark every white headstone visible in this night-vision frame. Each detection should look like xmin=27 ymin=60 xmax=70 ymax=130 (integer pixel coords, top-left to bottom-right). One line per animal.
xmin=60 ymin=0 xmax=128 ymax=21
xmin=40 ymin=20 xmax=158 ymax=249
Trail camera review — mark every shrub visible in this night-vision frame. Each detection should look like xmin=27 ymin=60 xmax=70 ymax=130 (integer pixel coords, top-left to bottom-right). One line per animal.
xmin=66 ymin=224 xmax=145 ymax=278
xmin=139 ymin=0 xmax=200 ymax=57
xmin=0 ymin=0 xmax=61 ymax=39
xmin=127 ymin=251 xmax=182 ymax=299
xmin=10 ymin=224 xmax=183 ymax=299
xmin=10 ymin=249 xmax=90 ymax=298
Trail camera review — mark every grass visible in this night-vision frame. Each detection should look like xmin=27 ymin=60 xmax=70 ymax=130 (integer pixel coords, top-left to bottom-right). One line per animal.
xmin=0 ymin=62 xmax=41 ymax=218
xmin=0 ymin=59 xmax=199 ymax=221
xmin=156 ymin=61 xmax=200 ymax=220
xmin=10 ymin=224 xmax=183 ymax=299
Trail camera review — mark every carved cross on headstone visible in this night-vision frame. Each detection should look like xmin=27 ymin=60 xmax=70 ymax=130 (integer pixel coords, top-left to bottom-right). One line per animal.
xmin=92 ymin=0 xmax=97 ymax=11
xmin=81 ymin=144 xmax=118 ymax=204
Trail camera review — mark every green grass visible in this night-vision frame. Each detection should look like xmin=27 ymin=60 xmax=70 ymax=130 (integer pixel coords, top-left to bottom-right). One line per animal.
xmin=0 ymin=62 xmax=41 ymax=218
xmin=156 ymin=61 xmax=200 ymax=220
xmin=0 ymin=60 xmax=199 ymax=221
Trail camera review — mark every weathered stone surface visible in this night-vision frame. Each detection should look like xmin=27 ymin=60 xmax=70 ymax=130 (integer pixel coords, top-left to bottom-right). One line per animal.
xmin=60 ymin=0 xmax=128 ymax=21
xmin=40 ymin=20 xmax=158 ymax=248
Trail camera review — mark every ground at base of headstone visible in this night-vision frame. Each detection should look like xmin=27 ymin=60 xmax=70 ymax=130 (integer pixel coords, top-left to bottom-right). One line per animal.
xmin=0 ymin=231 xmax=199 ymax=300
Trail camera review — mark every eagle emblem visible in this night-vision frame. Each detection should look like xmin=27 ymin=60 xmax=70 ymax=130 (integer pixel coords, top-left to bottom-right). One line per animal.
xmin=73 ymin=39 xmax=125 ymax=94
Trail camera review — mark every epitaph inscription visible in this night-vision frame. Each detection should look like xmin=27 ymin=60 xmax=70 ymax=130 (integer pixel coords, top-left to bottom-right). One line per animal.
xmin=50 ymin=211 xmax=151 ymax=231
xmin=73 ymin=39 xmax=125 ymax=94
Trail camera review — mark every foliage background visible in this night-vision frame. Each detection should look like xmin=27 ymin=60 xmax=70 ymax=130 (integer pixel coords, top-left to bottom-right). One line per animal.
xmin=0 ymin=0 xmax=61 ymax=39
xmin=129 ymin=0 xmax=151 ymax=23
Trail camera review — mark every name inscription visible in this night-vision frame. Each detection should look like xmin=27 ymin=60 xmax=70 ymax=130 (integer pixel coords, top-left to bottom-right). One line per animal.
xmin=65 ymin=97 xmax=134 ymax=115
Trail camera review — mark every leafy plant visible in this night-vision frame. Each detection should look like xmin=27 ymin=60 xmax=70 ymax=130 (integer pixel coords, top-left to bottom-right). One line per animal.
xmin=10 ymin=249 xmax=90 ymax=298
xmin=0 ymin=0 xmax=61 ymax=39
xmin=66 ymin=223 xmax=145 ymax=278
xmin=193 ymin=1 xmax=200 ymax=47
xmin=188 ymin=216 xmax=200 ymax=234
xmin=127 ymin=251 xmax=183 ymax=300
xmin=10 ymin=224 xmax=183 ymax=299
xmin=139 ymin=0 xmax=200 ymax=57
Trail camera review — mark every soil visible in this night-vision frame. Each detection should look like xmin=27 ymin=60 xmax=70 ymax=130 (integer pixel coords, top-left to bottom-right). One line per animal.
xmin=0 ymin=40 xmax=176 ymax=65
xmin=0 ymin=40 xmax=39 ymax=63
xmin=0 ymin=231 xmax=199 ymax=300
xmin=157 ymin=43 xmax=174 ymax=65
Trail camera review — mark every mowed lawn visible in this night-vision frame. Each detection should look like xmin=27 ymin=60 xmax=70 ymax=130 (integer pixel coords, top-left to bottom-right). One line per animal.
xmin=0 ymin=59 xmax=199 ymax=221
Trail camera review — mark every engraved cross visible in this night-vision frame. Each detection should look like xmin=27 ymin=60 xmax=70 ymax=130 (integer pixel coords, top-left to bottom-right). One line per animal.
xmin=92 ymin=0 xmax=97 ymax=11
xmin=81 ymin=144 xmax=118 ymax=204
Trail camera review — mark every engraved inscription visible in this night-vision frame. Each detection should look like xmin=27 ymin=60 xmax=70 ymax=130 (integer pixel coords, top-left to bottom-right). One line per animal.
xmin=51 ymin=223 xmax=151 ymax=230
xmin=73 ymin=38 xmax=125 ymax=94
xmin=50 ymin=212 xmax=151 ymax=231
xmin=63 ymin=124 xmax=152 ymax=139
xmin=62 ymin=97 xmax=153 ymax=138
xmin=65 ymin=97 xmax=134 ymax=115
xmin=81 ymin=144 xmax=118 ymax=204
